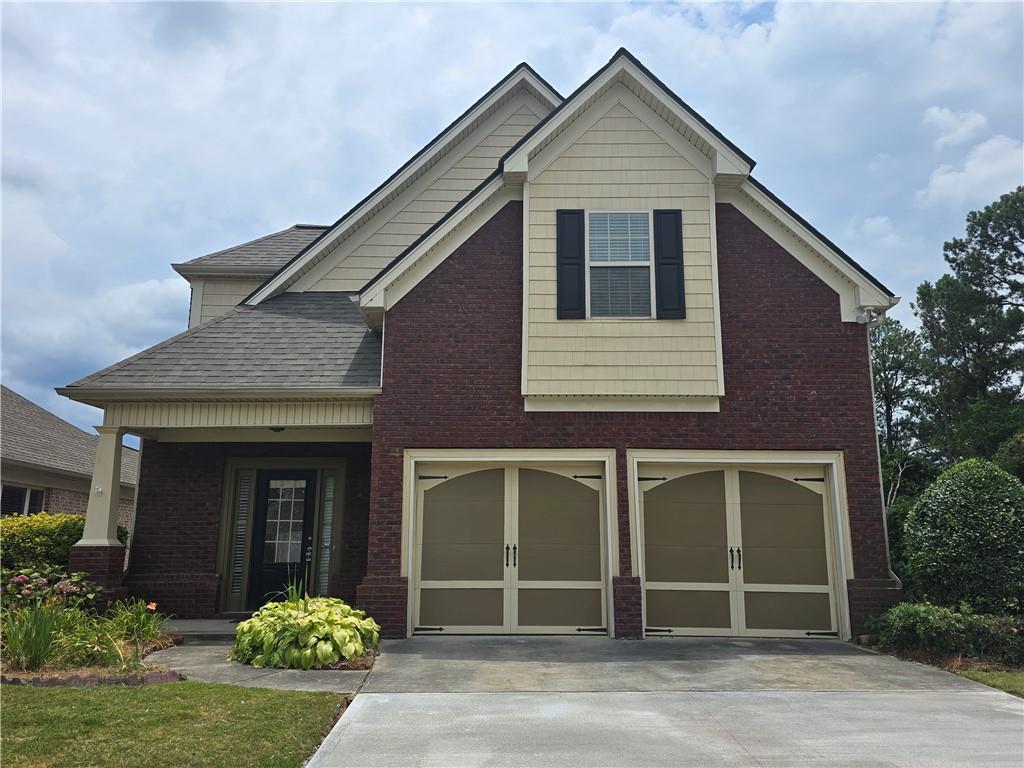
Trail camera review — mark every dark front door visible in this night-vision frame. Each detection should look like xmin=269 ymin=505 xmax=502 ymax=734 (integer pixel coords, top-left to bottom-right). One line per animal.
xmin=248 ymin=470 xmax=317 ymax=608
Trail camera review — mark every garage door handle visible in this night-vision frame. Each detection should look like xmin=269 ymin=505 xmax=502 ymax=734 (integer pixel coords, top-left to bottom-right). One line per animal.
xmin=737 ymin=548 xmax=742 ymax=570
xmin=513 ymin=545 xmax=517 ymax=567
xmin=505 ymin=545 xmax=510 ymax=567
xmin=729 ymin=547 xmax=734 ymax=570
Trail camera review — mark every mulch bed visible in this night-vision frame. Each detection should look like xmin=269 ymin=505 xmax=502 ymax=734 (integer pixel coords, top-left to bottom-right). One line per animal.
xmin=1 ymin=668 xmax=183 ymax=688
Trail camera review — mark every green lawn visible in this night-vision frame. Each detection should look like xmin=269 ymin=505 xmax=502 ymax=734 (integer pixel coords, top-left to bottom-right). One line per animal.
xmin=1 ymin=681 xmax=345 ymax=768
xmin=957 ymin=669 xmax=1024 ymax=697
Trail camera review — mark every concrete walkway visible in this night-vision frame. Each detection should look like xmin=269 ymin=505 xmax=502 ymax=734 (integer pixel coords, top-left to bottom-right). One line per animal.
xmin=146 ymin=642 xmax=368 ymax=693
xmin=308 ymin=637 xmax=1024 ymax=768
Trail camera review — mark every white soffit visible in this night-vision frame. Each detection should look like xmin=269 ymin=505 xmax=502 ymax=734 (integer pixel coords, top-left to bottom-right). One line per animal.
xmin=245 ymin=65 xmax=561 ymax=305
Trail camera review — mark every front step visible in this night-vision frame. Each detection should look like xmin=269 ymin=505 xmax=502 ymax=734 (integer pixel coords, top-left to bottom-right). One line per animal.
xmin=164 ymin=619 xmax=239 ymax=644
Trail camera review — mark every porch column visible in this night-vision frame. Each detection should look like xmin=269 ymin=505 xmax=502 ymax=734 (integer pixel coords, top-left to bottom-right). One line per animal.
xmin=69 ymin=426 xmax=126 ymax=590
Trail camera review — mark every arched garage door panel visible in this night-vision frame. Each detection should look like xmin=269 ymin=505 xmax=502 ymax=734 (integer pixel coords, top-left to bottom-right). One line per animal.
xmin=641 ymin=466 xmax=837 ymax=637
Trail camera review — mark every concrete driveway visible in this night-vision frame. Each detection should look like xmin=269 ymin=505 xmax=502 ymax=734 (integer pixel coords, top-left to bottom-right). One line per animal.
xmin=308 ymin=637 xmax=1024 ymax=768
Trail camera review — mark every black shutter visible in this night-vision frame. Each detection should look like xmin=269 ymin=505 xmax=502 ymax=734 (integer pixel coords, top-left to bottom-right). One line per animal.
xmin=653 ymin=209 xmax=686 ymax=319
xmin=556 ymin=209 xmax=586 ymax=319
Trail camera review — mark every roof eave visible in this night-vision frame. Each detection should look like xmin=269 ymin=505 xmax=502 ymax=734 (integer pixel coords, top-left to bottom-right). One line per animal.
xmin=57 ymin=386 xmax=382 ymax=408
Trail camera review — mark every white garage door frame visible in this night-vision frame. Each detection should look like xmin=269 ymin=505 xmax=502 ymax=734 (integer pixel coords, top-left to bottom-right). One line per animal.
xmin=401 ymin=448 xmax=620 ymax=638
xmin=627 ymin=449 xmax=854 ymax=641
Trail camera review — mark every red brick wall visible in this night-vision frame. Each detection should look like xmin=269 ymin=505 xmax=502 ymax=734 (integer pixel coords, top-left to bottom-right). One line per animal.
xmin=126 ymin=441 xmax=370 ymax=618
xmin=43 ymin=488 xmax=136 ymax=531
xmin=360 ymin=201 xmax=898 ymax=637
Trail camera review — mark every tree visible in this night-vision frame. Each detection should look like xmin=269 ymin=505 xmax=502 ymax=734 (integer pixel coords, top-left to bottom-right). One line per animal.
xmin=944 ymin=186 xmax=1024 ymax=309
xmin=870 ymin=316 xmax=922 ymax=455
xmin=914 ymin=274 xmax=1024 ymax=461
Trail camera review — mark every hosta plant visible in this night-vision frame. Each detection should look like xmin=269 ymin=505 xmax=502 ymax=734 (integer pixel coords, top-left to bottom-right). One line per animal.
xmin=230 ymin=597 xmax=380 ymax=670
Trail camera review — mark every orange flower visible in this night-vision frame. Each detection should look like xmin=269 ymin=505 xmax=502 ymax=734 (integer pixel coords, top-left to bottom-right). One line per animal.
xmin=146 ymin=602 xmax=157 ymax=611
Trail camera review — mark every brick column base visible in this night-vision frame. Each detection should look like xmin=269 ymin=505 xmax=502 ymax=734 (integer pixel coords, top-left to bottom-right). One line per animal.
xmin=847 ymin=577 xmax=903 ymax=635
xmin=357 ymin=575 xmax=409 ymax=638
xmin=613 ymin=576 xmax=643 ymax=639
xmin=68 ymin=545 xmax=126 ymax=593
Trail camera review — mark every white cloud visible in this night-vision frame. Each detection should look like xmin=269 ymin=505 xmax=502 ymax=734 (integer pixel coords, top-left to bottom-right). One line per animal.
xmin=923 ymin=106 xmax=988 ymax=148
xmin=917 ymin=135 xmax=1024 ymax=208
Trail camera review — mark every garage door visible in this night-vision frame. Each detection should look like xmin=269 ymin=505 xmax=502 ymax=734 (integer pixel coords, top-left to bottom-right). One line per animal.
xmin=641 ymin=466 xmax=837 ymax=637
xmin=413 ymin=464 xmax=607 ymax=634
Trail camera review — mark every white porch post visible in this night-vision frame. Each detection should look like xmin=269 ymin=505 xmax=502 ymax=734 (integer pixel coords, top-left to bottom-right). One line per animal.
xmin=76 ymin=425 xmax=125 ymax=547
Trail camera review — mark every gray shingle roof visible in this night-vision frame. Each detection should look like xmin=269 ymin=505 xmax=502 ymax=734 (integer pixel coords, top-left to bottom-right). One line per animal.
xmin=174 ymin=225 xmax=328 ymax=272
xmin=63 ymin=292 xmax=381 ymax=392
xmin=0 ymin=386 xmax=138 ymax=485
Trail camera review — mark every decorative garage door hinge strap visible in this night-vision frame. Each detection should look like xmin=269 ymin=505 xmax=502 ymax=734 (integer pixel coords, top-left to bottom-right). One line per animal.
xmin=638 ymin=476 xmax=667 ymax=482
xmin=572 ymin=474 xmax=603 ymax=480
xmin=414 ymin=626 xmax=445 ymax=632
xmin=418 ymin=475 xmax=449 ymax=480
xmin=645 ymin=627 xmax=673 ymax=633
xmin=805 ymin=631 xmax=838 ymax=636
xmin=575 ymin=627 xmax=607 ymax=633
xmin=794 ymin=477 xmax=826 ymax=482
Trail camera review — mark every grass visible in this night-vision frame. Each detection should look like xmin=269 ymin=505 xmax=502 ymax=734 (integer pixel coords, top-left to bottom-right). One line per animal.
xmin=956 ymin=669 xmax=1024 ymax=697
xmin=1 ymin=681 xmax=345 ymax=767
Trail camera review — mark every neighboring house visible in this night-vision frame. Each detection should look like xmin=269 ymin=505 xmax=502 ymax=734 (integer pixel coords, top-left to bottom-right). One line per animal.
xmin=1 ymin=386 xmax=138 ymax=529
xmin=59 ymin=49 xmax=901 ymax=640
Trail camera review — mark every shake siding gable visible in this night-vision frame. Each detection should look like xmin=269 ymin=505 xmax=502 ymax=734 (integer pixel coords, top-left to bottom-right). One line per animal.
xmin=309 ymin=103 xmax=544 ymax=293
xmin=525 ymin=100 xmax=720 ymax=397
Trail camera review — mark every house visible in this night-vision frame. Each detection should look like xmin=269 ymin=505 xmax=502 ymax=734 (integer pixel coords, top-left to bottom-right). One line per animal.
xmin=1 ymin=386 xmax=137 ymax=528
xmin=59 ymin=49 xmax=902 ymax=639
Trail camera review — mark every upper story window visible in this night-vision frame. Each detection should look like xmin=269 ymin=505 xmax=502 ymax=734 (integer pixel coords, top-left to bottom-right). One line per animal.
xmin=555 ymin=208 xmax=685 ymax=322
xmin=587 ymin=212 xmax=653 ymax=318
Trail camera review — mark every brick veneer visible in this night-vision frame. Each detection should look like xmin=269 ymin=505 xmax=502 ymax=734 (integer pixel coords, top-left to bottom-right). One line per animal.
xmin=44 ymin=487 xmax=136 ymax=530
xmin=125 ymin=441 xmax=371 ymax=618
xmin=359 ymin=200 xmax=900 ymax=637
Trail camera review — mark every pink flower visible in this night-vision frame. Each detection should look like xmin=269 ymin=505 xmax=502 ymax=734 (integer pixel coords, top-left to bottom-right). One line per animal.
xmin=10 ymin=574 xmax=30 ymax=586
xmin=19 ymin=588 xmax=32 ymax=597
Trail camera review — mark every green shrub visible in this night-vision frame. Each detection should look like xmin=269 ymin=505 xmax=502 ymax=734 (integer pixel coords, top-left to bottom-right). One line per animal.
xmin=994 ymin=431 xmax=1024 ymax=481
xmin=106 ymin=599 xmax=166 ymax=660
xmin=51 ymin=606 xmax=125 ymax=668
xmin=2 ymin=566 xmax=104 ymax=610
xmin=885 ymin=496 xmax=916 ymax=587
xmin=231 ymin=597 xmax=380 ymax=670
xmin=904 ymin=459 xmax=1024 ymax=614
xmin=871 ymin=602 xmax=1023 ymax=666
xmin=0 ymin=513 xmax=128 ymax=570
xmin=2 ymin=603 xmax=59 ymax=670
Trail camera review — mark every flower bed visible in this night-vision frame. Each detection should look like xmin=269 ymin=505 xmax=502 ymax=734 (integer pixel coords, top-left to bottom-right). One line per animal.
xmin=1 ymin=567 xmax=174 ymax=678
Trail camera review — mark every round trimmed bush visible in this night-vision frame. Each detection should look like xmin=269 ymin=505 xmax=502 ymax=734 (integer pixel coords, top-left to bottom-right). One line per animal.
xmin=904 ymin=459 xmax=1024 ymax=614
xmin=0 ymin=513 xmax=129 ymax=570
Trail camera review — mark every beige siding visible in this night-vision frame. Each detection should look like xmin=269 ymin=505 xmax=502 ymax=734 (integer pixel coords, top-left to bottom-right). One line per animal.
xmin=103 ymin=399 xmax=373 ymax=428
xmin=311 ymin=105 xmax=542 ymax=292
xmin=525 ymin=102 xmax=721 ymax=397
xmin=195 ymin=278 xmax=264 ymax=326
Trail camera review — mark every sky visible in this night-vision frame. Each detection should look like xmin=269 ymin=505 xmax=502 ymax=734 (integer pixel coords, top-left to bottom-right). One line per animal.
xmin=2 ymin=1 xmax=1023 ymax=435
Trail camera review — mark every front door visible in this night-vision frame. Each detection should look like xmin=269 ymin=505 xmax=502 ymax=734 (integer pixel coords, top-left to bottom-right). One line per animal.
xmin=414 ymin=465 xmax=606 ymax=634
xmin=248 ymin=470 xmax=317 ymax=608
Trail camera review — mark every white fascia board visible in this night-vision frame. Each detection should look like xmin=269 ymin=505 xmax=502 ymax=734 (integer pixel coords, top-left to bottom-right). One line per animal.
xmin=56 ymin=387 xmax=382 ymax=407
xmin=505 ymin=58 xmax=750 ymax=181
xmin=718 ymin=184 xmax=897 ymax=320
xmin=359 ymin=176 xmax=513 ymax=309
xmin=247 ymin=70 xmax=559 ymax=306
